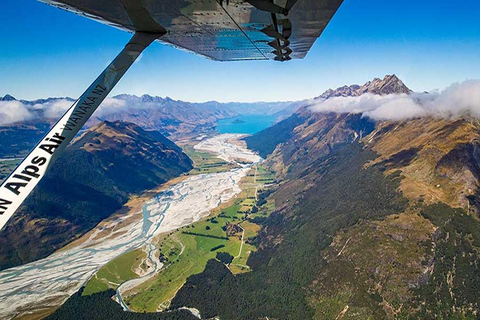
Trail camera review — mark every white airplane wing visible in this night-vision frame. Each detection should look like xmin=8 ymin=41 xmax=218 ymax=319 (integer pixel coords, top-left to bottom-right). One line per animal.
xmin=40 ymin=0 xmax=344 ymax=61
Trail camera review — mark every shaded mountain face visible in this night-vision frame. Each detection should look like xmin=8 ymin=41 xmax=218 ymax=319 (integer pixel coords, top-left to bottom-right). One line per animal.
xmin=0 ymin=121 xmax=192 ymax=271
xmin=0 ymin=94 xmax=16 ymax=102
xmin=172 ymin=76 xmax=480 ymax=319
xmin=0 ymin=122 xmax=51 ymax=158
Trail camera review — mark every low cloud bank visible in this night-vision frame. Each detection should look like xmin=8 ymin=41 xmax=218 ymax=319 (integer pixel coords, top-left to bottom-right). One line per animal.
xmin=309 ymin=80 xmax=480 ymax=121
xmin=0 ymin=101 xmax=33 ymax=125
xmin=0 ymin=97 xmax=130 ymax=125
xmin=2 ymin=80 xmax=479 ymax=126
xmin=34 ymin=99 xmax=73 ymax=119
xmin=36 ymin=98 xmax=129 ymax=119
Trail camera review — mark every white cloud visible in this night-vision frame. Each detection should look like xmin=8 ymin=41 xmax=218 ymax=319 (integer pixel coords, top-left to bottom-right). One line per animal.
xmin=38 ymin=99 xmax=73 ymax=118
xmin=94 ymin=98 xmax=128 ymax=117
xmin=35 ymin=98 xmax=130 ymax=119
xmin=309 ymin=80 xmax=480 ymax=121
xmin=0 ymin=101 xmax=33 ymax=125
xmin=0 ymin=96 xmax=141 ymax=126
xmin=428 ymin=80 xmax=480 ymax=117
xmin=363 ymin=95 xmax=427 ymax=121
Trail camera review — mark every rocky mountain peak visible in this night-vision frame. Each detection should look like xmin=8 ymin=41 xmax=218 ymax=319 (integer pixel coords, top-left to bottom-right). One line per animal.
xmin=362 ymin=74 xmax=411 ymax=95
xmin=1 ymin=94 xmax=16 ymax=101
xmin=316 ymin=74 xmax=412 ymax=100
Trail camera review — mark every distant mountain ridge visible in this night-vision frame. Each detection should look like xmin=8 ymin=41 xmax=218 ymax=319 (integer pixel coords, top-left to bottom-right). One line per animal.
xmin=0 ymin=93 xmax=301 ymax=143
xmin=0 ymin=94 xmax=75 ymax=105
xmin=316 ymin=74 xmax=412 ymax=99
xmin=95 ymin=94 xmax=239 ymax=138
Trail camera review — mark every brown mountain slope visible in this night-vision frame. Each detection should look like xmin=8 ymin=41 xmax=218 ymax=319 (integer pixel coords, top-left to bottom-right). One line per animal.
xmin=365 ymin=117 xmax=480 ymax=210
xmin=302 ymin=117 xmax=480 ymax=319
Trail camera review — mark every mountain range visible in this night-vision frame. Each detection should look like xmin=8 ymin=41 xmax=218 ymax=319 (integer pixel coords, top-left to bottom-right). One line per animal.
xmin=0 ymin=94 xmax=299 ymax=159
xmin=315 ymin=74 xmax=411 ymax=99
xmin=5 ymin=74 xmax=480 ymax=319
xmin=0 ymin=93 xmax=298 ymax=139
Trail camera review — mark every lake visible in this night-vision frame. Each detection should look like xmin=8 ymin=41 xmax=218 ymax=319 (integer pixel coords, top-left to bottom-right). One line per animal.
xmin=216 ymin=114 xmax=276 ymax=134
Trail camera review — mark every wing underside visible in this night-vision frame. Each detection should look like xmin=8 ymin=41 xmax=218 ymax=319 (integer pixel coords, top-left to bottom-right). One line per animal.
xmin=40 ymin=0 xmax=343 ymax=61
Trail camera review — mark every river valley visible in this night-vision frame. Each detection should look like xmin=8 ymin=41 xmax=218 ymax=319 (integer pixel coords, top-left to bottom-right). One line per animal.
xmin=0 ymin=134 xmax=260 ymax=320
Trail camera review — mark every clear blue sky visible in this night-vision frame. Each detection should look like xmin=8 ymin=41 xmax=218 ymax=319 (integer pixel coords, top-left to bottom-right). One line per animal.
xmin=1 ymin=0 xmax=479 ymax=102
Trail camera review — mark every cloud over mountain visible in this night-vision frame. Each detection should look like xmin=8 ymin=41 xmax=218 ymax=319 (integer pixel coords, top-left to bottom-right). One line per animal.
xmin=34 ymin=98 xmax=128 ymax=119
xmin=0 ymin=100 xmax=33 ymax=125
xmin=2 ymin=77 xmax=479 ymax=126
xmin=35 ymin=99 xmax=73 ymax=119
xmin=0 ymin=94 xmax=239 ymax=138
xmin=309 ymin=80 xmax=480 ymax=121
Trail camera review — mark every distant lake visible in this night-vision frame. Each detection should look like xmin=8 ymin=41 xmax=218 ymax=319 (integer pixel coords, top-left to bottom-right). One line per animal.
xmin=216 ymin=114 xmax=276 ymax=134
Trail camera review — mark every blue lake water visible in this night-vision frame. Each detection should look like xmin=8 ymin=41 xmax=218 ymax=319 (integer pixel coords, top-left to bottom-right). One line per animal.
xmin=216 ymin=114 xmax=276 ymax=134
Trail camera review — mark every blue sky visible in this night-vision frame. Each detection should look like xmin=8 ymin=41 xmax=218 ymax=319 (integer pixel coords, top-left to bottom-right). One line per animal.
xmin=1 ymin=0 xmax=479 ymax=102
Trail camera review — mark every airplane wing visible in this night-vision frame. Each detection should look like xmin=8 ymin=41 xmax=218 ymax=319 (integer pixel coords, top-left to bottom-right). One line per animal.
xmin=40 ymin=0 xmax=344 ymax=61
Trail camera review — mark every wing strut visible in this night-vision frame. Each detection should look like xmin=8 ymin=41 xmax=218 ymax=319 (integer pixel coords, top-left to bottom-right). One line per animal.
xmin=0 ymin=31 xmax=163 ymax=231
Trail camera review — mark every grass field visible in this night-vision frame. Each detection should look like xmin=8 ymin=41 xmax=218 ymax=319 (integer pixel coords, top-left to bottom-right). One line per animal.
xmin=83 ymin=248 xmax=146 ymax=295
xmin=83 ymin=163 xmax=276 ymax=312
xmin=180 ymin=144 xmax=239 ymax=175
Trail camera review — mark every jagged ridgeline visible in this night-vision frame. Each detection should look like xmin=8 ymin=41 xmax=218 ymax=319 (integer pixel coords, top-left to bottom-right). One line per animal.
xmin=0 ymin=121 xmax=192 ymax=270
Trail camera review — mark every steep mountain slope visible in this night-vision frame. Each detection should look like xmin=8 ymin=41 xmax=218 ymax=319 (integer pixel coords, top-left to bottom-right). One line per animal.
xmin=306 ymin=116 xmax=480 ymax=319
xmin=0 ymin=121 xmax=192 ymax=271
xmin=244 ymin=74 xmax=406 ymax=157
xmin=169 ymin=76 xmax=480 ymax=319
